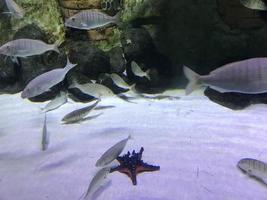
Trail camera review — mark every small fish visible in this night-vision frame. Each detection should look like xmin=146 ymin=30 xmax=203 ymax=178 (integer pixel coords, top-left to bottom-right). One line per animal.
xmin=83 ymin=167 xmax=111 ymax=200
xmin=21 ymin=57 xmax=76 ymax=99
xmin=131 ymin=61 xmax=151 ymax=80
xmin=95 ymin=135 xmax=131 ymax=167
xmin=240 ymin=0 xmax=267 ymax=10
xmin=65 ymin=10 xmax=120 ymax=30
xmin=183 ymin=58 xmax=267 ymax=95
xmin=61 ymin=99 xmax=100 ymax=124
xmin=63 ymin=113 xmax=103 ymax=125
xmin=4 ymin=0 xmax=25 ymax=19
xmin=41 ymin=91 xmax=68 ymax=113
xmin=69 ymin=80 xmax=114 ymax=99
xmin=41 ymin=113 xmax=49 ymax=151
xmin=238 ymin=158 xmax=267 ymax=184
xmin=109 ymin=73 xmax=134 ymax=90
xmin=94 ymin=105 xmax=116 ymax=110
xmin=0 ymin=39 xmax=60 ymax=58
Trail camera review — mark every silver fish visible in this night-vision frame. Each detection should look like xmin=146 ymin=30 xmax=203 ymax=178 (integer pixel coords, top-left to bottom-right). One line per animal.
xmin=238 ymin=158 xmax=267 ymax=184
xmin=61 ymin=99 xmax=100 ymax=124
xmin=95 ymin=135 xmax=131 ymax=167
xmin=41 ymin=91 xmax=68 ymax=113
xmin=41 ymin=113 xmax=49 ymax=151
xmin=21 ymin=57 xmax=76 ymax=99
xmin=4 ymin=0 xmax=25 ymax=19
xmin=240 ymin=0 xmax=267 ymax=10
xmin=84 ymin=167 xmax=111 ymax=200
xmin=131 ymin=61 xmax=151 ymax=80
xmin=65 ymin=10 xmax=120 ymax=30
xmin=109 ymin=73 xmax=133 ymax=90
xmin=0 ymin=39 xmax=59 ymax=57
xmin=184 ymin=58 xmax=267 ymax=95
xmin=69 ymin=80 xmax=114 ymax=99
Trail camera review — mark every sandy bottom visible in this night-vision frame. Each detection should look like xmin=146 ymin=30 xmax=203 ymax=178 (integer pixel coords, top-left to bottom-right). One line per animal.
xmin=0 ymin=91 xmax=267 ymax=200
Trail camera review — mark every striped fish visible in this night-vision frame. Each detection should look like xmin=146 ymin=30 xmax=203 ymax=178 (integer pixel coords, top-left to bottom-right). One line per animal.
xmin=238 ymin=158 xmax=267 ymax=184
xmin=4 ymin=0 xmax=25 ymax=19
xmin=184 ymin=58 xmax=267 ymax=95
xmin=240 ymin=0 xmax=267 ymax=10
xmin=64 ymin=10 xmax=120 ymax=30
xmin=109 ymin=73 xmax=133 ymax=90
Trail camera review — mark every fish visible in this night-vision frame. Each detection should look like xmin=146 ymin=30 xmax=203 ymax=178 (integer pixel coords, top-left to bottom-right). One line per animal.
xmin=41 ymin=113 xmax=49 ymax=151
xmin=83 ymin=167 xmax=111 ymax=200
xmin=69 ymin=80 xmax=115 ymax=99
xmin=0 ymin=39 xmax=60 ymax=58
xmin=183 ymin=58 xmax=267 ymax=95
xmin=63 ymin=113 xmax=103 ymax=125
xmin=4 ymin=0 xmax=25 ymax=19
xmin=21 ymin=57 xmax=76 ymax=99
xmin=131 ymin=61 xmax=151 ymax=80
xmin=41 ymin=91 xmax=68 ymax=113
xmin=94 ymin=105 xmax=116 ymax=110
xmin=238 ymin=158 xmax=267 ymax=184
xmin=95 ymin=135 xmax=131 ymax=167
xmin=64 ymin=10 xmax=120 ymax=30
xmin=109 ymin=73 xmax=134 ymax=90
xmin=240 ymin=0 xmax=267 ymax=10
xmin=61 ymin=99 xmax=100 ymax=124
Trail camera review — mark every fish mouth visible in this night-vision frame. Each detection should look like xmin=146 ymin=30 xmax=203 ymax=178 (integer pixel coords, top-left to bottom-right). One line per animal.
xmin=21 ymin=92 xmax=27 ymax=99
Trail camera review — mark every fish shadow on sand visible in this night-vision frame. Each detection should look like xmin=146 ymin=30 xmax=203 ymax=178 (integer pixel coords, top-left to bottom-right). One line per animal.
xmin=238 ymin=168 xmax=267 ymax=188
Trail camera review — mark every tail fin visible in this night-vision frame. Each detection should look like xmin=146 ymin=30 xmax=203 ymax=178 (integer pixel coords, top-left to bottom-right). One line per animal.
xmin=64 ymin=56 xmax=77 ymax=71
xmin=52 ymin=39 xmax=63 ymax=54
xmin=145 ymin=69 xmax=151 ymax=81
xmin=112 ymin=11 xmax=122 ymax=26
xmin=183 ymin=66 xmax=201 ymax=95
xmin=68 ymin=78 xmax=79 ymax=89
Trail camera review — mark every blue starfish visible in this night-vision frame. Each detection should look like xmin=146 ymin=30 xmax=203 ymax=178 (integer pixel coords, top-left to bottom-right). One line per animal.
xmin=110 ymin=147 xmax=160 ymax=185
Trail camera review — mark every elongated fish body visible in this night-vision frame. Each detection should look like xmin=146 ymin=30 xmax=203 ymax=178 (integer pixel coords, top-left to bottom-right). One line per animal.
xmin=238 ymin=158 xmax=267 ymax=184
xmin=21 ymin=58 xmax=76 ymax=99
xmin=131 ymin=61 xmax=151 ymax=80
xmin=84 ymin=167 xmax=111 ymax=199
xmin=184 ymin=58 xmax=267 ymax=95
xmin=110 ymin=73 xmax=132 ymax=90
xmin=240 ymin=0 xmax=267 ymax=10
xmin=69 ymin=81 xmax=114 ymax=99
xmin=0 ymin=39 xmax=59 ymax=57
xmin=42 ymin=91 xmax=67 ymax=113
xmin=61 ymin=99 xmax=100 ymax=123
xmin=95 ymin=135 xmax=131 ymax=167
xmin=42 ymin=113 xmax=49 ymax=151
xmin=65 ymin=10 xmax=119 ymax=30
xmin=5 ymin=0 xmax=25 ymax=18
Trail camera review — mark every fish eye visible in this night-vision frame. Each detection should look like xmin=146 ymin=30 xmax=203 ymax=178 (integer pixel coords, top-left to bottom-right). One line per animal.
xmin=6 ymin=45 xmax=10 ymax=49
xmin=71 ymin=18 xmax=76 ymax=22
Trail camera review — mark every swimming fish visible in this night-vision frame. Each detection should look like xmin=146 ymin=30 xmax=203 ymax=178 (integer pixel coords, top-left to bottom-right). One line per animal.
xmin=65 ymin=10 xmax=120 ymax=30
xmin=84 ymin=167 xmax=111 ymax=200
xmin=61 ymin=99 xmax=100 ymax=124
xmin=184 ymin=58 xmax=267 ymax=95
xmin=41 ymin=113 xmax=49 ymax=151
xmin=238 ymin=158 xmax=267 ymax=184
xmin=69 ymin=80 xmax=114 ymax=99
xmin=4 ymin=0 xmax=25 ymax=19
xmin=240 ymin=0 xmax=267 ymax=10
xmin=21 ymin=57 xmax=76 ymax=99
xmin=41 ymin=91 xmax=68 ymax=113
xmin=131 ymin=61 xmax=151 ymax=80
xmin=0 ymin=39 xmax=60 ymax=58
xmin=109 ymin=73 xmax=134 ymax=90
xmin=95 ymin=135 xmax=131 ymax=167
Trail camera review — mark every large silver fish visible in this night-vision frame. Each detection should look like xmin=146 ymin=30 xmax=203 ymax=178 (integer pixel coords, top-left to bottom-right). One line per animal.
xmin=69 ymin=80 xmax=114 ymax=99
xmin=95 ymin=135 xmax=131 ymax=167
xmin=61 ymin=99 xmax=100 ymax=124
xmin=184 ymin=58 xmax=267 ymax=95
xmin=238 ymin=158 xmax=267 ymax=184
xmin=41 ymin=113 xmax=49 ymax=151
xmin=64 ymin=10 xmax=120 ymax=30
xmin=109 ymin=73 xmax=133 ymax=90
xmin=4 ymin=0 xmax=25 ymax=19
xmin=41 ymin=91 xmax=68 ymax=113
xmin=131 ymin=61 xmax=151 ymax=80
xmin=0 ymin=39 xmax=59 ymax=57
xmin=84 ymin=167 xmax=111 ymax=200
xmin=21 ymin=57 xmax=77 ymax=99
xmin=240 ymin=0 xmax=267 ymax=10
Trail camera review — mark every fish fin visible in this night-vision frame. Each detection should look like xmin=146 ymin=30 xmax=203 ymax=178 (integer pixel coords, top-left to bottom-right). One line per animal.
xmin=112 ymin=11 xmax=122 ymax=26
xmin=183 ymin=66 xmax=201 ymax=95
xmin=129 ymin=83 xmax=136 ymax=91
xmin=64 ymin=56 xmax=77 ymax=71
xmin=11 ymin=56 xmax=19 ymax=65
xmin=145 ymin=69 xmax=151 ymax=80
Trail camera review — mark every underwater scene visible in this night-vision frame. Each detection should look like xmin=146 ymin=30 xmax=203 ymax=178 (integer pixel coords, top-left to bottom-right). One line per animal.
xmin=2 ymin=0 xmax=267 ymax=199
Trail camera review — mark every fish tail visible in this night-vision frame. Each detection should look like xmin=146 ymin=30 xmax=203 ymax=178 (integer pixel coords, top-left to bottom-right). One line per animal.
xmin=64 ymin=56 xmax=77 ymax=71
xmin=52 ymin=39 xmax=63 ymax=54
xmin=183 ymin=66 xmax=201 ymax=95
xmin=129 ymin=83 xmax=136 ymax=90
xmin=112 ymin=11 xmax=122 ymax=26
xmin=145 ymin=69 xmax=151 ymax=80
xmin=68 ymin=78 xmax=79 ymax=89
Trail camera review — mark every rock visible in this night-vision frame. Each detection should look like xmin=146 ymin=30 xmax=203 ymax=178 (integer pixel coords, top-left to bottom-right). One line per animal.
xmin=67 ymin=40 xmax=111 ymax=79
xmin=204 ymin=87 xmax=267 ymax=110
xmin=13 ymin=24 xmax=47 ymax=41
xmin=107 ymin=46 xmax=126 ymax=73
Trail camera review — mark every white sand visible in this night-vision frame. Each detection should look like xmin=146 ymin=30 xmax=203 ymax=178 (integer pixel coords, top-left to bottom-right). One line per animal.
xmin=0 ymin=91 xmax=267 ymax=200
